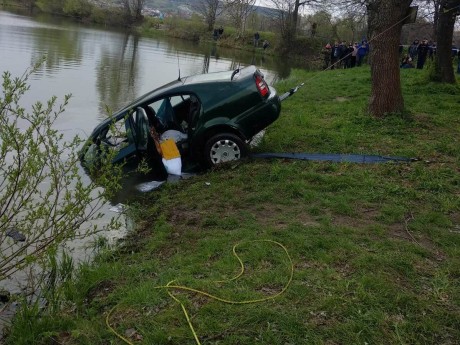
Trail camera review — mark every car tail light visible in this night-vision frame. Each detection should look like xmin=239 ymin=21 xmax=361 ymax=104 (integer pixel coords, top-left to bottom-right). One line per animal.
xmin=255 ymin=74 xmax=269 ymax=97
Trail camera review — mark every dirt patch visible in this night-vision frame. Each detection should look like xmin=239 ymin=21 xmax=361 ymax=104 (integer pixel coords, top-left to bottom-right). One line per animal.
xmin=330 ymin=211 xmax=379 ymax=230
xmin=85 ymin=280 xmax=116 ymax=305
xmin=253 ymin=204 xmax=321 ymax=229
xmin=449 ymin=211 xmax=460 ymax=233
xmin=335 ymin=97 xmax=349 ymax=102
xmin=413 ymin=113 xmax=436 ymax=130
xmin=306 ymin=310 xmax=339 ymax=328
xmin=168 ymin=207 xmax=203 ymax=227
xmin=115 ymin=222 xmax=153 ymax=256
xmin=330 ymin=262 xmax=355 ymax=278
xmin=332 ymin=215 xmax=372 ymax=229
xmin=49 ymin=331 xmax=72 ymax=345
xmin=295 ymin=259 xmax=328 ymax=270
xmin=387 ymin=219 xmax=446 ymax=261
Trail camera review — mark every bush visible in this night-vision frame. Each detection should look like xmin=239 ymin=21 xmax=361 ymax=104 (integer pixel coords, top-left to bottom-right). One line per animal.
xmin=63 ymin=0 xmax=92 ymax=18
xmin=280 ymin=35 xmax=322 ymax=56
xmin=163 ymin=16 xmax=207 ymax=41
xmin=0 ymin=60 xmax=121 ymax=286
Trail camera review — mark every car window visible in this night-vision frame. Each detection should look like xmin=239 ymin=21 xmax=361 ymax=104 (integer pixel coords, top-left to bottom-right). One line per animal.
xmin=146 ymin=94 xmax=200 ymax=134
xmin=103 ymin=113 xmax=132 ymax=146
xmin=170 ymin=95 xmax=190 ymax=107
xmin=155 ymin=99 xmax=174 ymax=128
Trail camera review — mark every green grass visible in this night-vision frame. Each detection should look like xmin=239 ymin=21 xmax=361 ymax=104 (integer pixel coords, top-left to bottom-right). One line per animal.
xmin=6 ymin=67 xmax=460 ymax=345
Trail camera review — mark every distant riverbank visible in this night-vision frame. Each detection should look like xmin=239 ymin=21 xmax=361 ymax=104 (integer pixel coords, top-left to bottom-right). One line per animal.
xmin=1 ymin=1 xmax=322 ymax=63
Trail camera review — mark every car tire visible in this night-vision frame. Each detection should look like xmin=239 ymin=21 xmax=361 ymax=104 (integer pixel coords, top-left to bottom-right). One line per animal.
xmin=204 ymin=133 xmax=248 ymax=167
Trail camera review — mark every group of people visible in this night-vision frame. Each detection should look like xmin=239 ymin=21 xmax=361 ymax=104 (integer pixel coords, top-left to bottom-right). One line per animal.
xmin=253 ymin=32 xmax=269 ymax=50
xmin=400 ymin=38 xmax=432 ymax=69
xmin=321 ymin=40 xmax=369 ymax=70
xmin=212 ymin=26 xmax=224 ymax=40
xmin=321 ymin=38 xmax=460 ymax=74
xmin=212 ymin=28 xmax=270 ymax=51
xmin=401 ymin=38 xmax=460 ymax=72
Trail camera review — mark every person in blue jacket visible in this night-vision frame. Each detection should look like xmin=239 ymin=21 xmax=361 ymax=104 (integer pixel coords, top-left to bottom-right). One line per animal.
xmin=356 ymin=40 xmax=368 ymax=66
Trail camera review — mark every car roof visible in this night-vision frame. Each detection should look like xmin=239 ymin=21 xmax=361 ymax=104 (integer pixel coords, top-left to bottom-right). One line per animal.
xmin=131 ymin=70 xmax=236 ymax=106
xmin=91 ymin=65 xmax=258 ymax=136
xmin=122 ymin=65 xmax=256 ymax=108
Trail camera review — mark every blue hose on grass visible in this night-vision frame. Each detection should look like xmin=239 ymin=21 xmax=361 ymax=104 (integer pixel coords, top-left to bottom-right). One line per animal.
xmin=251 ymin=152 xmax=415 ymax=164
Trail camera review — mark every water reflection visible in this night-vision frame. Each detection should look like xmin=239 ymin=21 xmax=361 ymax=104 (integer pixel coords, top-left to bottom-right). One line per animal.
xmin=30 ymin=26 xmax=83 ymax=74
xmin=96 ymin=33 xmax=140 ymax=117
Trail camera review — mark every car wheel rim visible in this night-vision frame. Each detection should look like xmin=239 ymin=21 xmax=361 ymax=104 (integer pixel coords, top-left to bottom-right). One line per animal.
xmin=210 ymin=139 xmax=241 ymax=164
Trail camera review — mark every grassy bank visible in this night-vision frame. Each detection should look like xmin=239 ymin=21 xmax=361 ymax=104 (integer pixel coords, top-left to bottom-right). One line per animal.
xmin=136 ymin=17 xmax=292 ymax=56
xmin=6 ymin=67 xmax=460 ymax=344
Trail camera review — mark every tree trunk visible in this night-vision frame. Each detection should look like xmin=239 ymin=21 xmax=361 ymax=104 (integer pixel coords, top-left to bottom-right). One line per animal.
xmin=207 ymin=12 xmax=216 ymax=31
xmin=283 ymin=0 xmax=303 ymax=49
xmin=432 ymin=0 xmax=442 ymax=38
xmin=367 ymin=0 xmax=413 ymax=118
xmin=431 ymin=0 xmax=459 ymax=83
xmin=292 ymin=0 xmax=301 ymax=38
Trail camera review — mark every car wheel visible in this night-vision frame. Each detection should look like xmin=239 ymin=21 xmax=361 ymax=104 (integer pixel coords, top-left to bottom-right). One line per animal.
xmin=204 ymin=133 xmax=247 ymax=167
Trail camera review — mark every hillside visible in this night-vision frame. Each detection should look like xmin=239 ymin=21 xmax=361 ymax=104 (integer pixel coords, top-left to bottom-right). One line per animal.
xmin=144 ymin=0 xmax=277 ymax=18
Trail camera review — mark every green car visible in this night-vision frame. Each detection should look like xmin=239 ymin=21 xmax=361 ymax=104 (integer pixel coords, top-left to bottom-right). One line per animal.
xmin=81 ymin=65 xmax=282 ymax=172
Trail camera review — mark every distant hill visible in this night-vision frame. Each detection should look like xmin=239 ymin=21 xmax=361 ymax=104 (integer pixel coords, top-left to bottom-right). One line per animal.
xmin=144 ymin=0 xmax=278 ymax=17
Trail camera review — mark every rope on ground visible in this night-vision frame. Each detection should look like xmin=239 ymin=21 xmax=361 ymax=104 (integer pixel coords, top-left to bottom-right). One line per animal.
xmin=106 ymin=239 xmax=294 ymax=345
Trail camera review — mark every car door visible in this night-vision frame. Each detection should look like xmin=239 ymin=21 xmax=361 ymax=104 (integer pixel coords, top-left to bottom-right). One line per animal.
xmin=112 ymin=110 xmax=141 ymax=164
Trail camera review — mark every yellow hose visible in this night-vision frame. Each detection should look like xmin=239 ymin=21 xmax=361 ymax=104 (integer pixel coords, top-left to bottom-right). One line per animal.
xmin=106 ymin=239 xmax=294 ymax=344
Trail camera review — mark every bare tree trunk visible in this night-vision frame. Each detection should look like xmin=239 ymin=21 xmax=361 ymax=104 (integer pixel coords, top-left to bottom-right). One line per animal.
xmin=291 ymin=0 xmax=302 ymax=38
xmin=431 ymin=0 xmax=459 ymax=83
xmin=432 ymin=0 xmax=442 ymax=38
xmin=225 ymin=0 xmax=255 ymax=37
xmin=197 ymin=0 xmax=221 ymax=31
xmin=367 ymin=0 xmax=413 ymax=118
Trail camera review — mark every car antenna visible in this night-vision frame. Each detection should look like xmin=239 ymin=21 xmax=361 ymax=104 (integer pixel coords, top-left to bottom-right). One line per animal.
xmin=177 ymin=52 xmax=181 ymax=81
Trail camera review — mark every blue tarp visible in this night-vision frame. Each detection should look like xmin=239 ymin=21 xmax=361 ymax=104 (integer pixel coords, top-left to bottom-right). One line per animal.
xmin=252 ymin=152 xmax=414 ymax=164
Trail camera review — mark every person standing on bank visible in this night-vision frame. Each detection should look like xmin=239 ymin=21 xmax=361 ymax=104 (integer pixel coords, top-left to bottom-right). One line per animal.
xmin=322 ymin=43 xmax=332 ymax=69
xmin=254 ymin=32 xmax=260 ymax=47
xmin=330 ymin=42 xmax=340 ymax=69
xmin=417 ymin=38 xmax=429 ymax=69
xmin=409 ymin=39 xmax=419 ymax=61
xmin=351 ymin=42 xmax=358 ymax=67
xmin=343 ymin=42 xmax=354 ymax=68
xmin=262 ymin=40 xmax=269 ymax=51
xmin=356 ymin=40 xmax=368 ymax=66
